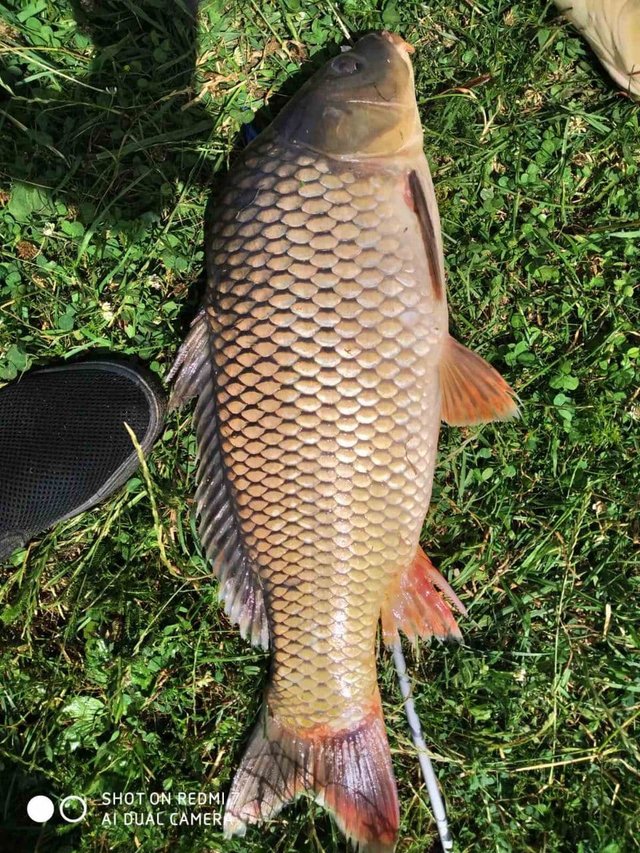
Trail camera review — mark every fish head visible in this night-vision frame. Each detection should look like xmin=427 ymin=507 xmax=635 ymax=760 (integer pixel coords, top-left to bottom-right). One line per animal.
xmin=273 ymin=31 xmax=422 ymax=159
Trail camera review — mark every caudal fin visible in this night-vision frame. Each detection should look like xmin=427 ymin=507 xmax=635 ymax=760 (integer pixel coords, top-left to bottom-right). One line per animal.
xmin=224 ymin=703 xmax=399 ymax=852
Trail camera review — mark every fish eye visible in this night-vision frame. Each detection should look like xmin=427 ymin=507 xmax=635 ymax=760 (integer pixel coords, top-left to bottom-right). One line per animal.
xmin=330 ymin=53 xmax=362 ymax=75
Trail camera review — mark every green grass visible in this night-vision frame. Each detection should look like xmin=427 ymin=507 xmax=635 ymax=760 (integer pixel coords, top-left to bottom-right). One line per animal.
xmin=0 ymin=0 xmax=638 ymax=851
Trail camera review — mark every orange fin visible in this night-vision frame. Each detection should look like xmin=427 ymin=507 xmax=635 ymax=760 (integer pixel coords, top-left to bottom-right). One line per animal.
xmin=224 ymin=701 xmax=399 ymax=852
xmin=440 ymin=334 xmax=519 ymax=426
xmin=381 ymin=546 xmax=467 ymax=646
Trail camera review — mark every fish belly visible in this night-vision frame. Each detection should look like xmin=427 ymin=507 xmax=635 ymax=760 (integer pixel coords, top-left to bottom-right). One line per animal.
xmin=206 ymin=133 xmax=447 ymax=732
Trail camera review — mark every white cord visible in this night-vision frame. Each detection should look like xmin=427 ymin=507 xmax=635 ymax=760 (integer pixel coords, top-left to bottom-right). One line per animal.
xmin=392 ymin=641 xmax=453 ymax=851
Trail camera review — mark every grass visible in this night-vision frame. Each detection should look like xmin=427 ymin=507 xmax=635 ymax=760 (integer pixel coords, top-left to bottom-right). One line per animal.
xmin=0 ymin=0 xmax=638 ymax=851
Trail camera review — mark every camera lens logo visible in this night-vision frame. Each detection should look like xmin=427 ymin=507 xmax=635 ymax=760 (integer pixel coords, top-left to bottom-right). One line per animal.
xmin=59 ymin=796 xmax=88 ymax=823
xmin=26 ymin=796 xmax=54 ymax=823
xmin=27 ymin=795 xmax=87 ymax=823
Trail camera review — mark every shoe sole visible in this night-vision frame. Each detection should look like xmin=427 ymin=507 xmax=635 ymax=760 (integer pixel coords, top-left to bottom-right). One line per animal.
xmin=0 ymin=359 xmax=166 ymax=559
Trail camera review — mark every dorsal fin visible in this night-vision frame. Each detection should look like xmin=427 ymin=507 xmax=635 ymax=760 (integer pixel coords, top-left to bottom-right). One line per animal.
xmin=167 ymin=310 xmax=210 ymax=410
xmin=168 ymin=308 xmax=270 ymax=649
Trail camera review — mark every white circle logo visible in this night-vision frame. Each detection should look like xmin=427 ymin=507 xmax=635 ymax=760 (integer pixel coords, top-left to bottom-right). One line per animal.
xmin=59 ymin=795 xmax=88 ymax=823
xmin=26 ymin=795 xmax=55 ymax=823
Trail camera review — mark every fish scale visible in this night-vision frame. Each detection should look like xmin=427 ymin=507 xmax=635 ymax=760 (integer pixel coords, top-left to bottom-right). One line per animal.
xmin=205 ymin=130 xmax=443 ymax=732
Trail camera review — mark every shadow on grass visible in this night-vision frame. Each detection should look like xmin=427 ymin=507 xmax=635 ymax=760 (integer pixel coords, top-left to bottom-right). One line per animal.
xmin=0 ymin=0 xmax=349 ymax=346
xmin=0 ymin=0 xmax=213 ymax=226
xmin=0 ymin=763 xmax=81 ymax=852
xmin=0 ymin=0 xmax=347 ymax=227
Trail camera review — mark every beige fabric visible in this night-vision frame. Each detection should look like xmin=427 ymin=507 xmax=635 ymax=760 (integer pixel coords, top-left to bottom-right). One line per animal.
xmin=555 ymin=0 xmax=640 ymax=97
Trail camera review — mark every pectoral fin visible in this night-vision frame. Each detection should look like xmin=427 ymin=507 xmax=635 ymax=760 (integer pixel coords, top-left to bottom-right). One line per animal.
xmin=407 ymin=169 xmax=445 ymax=301
xmin=440 ymin=334 xmax=519 ymax=426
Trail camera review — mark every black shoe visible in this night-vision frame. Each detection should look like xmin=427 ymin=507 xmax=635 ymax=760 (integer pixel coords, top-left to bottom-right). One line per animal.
xmin=0 ymin=360 xmax=166 ymax=561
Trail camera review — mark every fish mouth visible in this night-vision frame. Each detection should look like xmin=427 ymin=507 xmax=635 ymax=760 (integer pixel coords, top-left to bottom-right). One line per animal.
xmin=380 ymin=30 xmax=415 ymax=55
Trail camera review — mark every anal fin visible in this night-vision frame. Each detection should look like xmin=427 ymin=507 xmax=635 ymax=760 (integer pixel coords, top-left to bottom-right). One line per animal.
xmin=440 ymin=334 xmax=519 ymax=426
xmin=381 ymin=546 xmax=467 ymax=645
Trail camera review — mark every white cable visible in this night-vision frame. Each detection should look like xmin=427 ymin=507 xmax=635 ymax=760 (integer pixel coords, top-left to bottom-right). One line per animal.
xmin=392 ymin=641 xmax=453 ymax=851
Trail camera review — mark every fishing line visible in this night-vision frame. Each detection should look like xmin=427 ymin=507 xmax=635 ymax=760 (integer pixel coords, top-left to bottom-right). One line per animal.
xmin=392 ymin=641 xmax=453 ymax=852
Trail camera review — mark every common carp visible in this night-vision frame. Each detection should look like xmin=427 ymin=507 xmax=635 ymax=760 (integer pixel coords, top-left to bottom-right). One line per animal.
xmin=169 ymin=30 xmax=517 ymax=851
xmin=554 ymin=0 xmax=640 ymax=98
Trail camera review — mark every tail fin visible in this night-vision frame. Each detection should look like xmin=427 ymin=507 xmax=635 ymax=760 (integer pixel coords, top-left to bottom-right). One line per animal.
xmin=224 ymin=703 xmax=399 ymax=852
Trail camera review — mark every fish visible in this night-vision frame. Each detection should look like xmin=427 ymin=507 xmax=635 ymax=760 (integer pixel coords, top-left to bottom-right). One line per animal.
xmin=168 ymin=30 xmax=518 ymax=852
xmin=554 ymin=0 xmax=640 ymax=98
